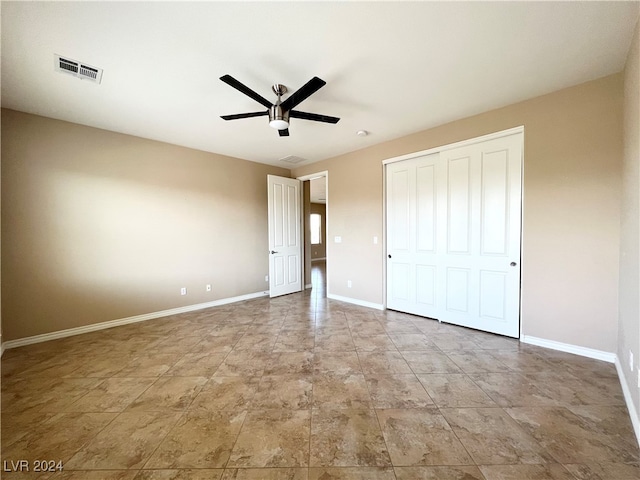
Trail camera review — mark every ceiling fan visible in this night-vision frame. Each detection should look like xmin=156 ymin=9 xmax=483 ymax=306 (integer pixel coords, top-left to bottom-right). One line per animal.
xmin=219 ymin=75 xmax=340 ymax=137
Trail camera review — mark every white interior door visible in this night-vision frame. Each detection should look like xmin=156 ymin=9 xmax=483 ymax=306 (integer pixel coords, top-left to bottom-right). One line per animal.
xmin=268 ymin=175 xmax=302 ymax=297
xmin=386 ymin=132 xmax=523 ymax=337
xmin=386 ymin=153 xmax=443 ymax=319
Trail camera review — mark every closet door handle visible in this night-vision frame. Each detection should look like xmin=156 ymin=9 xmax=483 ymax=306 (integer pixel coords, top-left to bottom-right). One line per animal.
xmin=388 ymin=254 xmax=392 ymax=259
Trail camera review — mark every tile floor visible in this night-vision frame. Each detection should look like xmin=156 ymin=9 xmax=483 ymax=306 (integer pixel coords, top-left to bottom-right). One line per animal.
xmin=2 ymin=261 xmax=639 ymax=479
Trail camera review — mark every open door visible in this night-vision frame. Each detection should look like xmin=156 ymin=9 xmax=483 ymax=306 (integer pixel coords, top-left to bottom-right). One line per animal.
xmin=268 ymin=175 xmax=302 ymax=297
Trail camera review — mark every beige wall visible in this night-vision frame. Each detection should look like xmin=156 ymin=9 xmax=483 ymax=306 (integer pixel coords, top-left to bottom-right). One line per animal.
xmin=1 ymin=109 xmax=289 ymax=341
xmin=310 ymin=203 xmax=327 ymax=260
xmin=619 ymin=18 xmax=640 ymax=415
xmin=0 ymin=99 xmax=2 ymax=349
xmin=293 ymin=73 xmax=623 ymax=353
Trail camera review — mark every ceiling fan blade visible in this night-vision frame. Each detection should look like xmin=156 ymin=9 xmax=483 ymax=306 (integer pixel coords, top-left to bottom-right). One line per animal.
xmin=220 ymin=75 xmax=273 ymax=109
xmin=278 ymin=128 xmax=290 ymax=137
xmin=289 ymin=110 xmax=340 ymax=124
xmin=280 ymin=77 xmax=326 ymax=112
xmin=221 ymin=111 xmax=268 ymax=121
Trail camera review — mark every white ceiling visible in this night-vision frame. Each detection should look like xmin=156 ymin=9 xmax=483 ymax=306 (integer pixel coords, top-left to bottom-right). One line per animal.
xmin=2 ymin=1 xmax=638 ymax=168
xmin=310 ymin=176 xmax=327 ymax=204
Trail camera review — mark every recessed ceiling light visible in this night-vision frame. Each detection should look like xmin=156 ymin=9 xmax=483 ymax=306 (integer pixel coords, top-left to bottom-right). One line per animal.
xmin=357 ymin=130 xmax=368 ymax=137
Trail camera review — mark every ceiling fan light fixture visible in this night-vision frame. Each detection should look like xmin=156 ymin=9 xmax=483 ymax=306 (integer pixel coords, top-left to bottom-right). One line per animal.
xmin=269 ymin=119 xmax=289 ymax=130
xmin=269 ymin=104 xmax=289 ymax=130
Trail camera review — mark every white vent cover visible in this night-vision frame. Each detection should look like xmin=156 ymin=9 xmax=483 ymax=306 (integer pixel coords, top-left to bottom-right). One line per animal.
xmin=279 ymin=155 xmax=307 ymax=164
xmin=54 ymin=54 xmax=103 ymax=84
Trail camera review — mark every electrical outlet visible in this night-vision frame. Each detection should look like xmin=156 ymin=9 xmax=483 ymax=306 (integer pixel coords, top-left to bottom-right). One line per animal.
xmin=373 ymin=236 xmax=378 ymax=244
xmin=265 ymin=275 xmax=269 ymax=282
xmin=206 ymin=284 xmax=211 ymax=292
xmin=347 ymin=280 xmax=352 ymax=288
xmin=630 ymin=350 xmax=634 ymax=371
xmin=180 ymin=287 xmax=187 ymax=296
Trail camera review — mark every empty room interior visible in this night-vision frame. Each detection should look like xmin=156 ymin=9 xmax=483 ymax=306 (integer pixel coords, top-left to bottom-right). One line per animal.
xmin=2 ymin=2 xmax=640 ymax=480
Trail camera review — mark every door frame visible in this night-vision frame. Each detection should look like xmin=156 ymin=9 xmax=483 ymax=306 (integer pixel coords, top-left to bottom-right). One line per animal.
xmin=297 ymin=170 xmax=329 ymax=295
xmin=382 ymin=126 xmax=525 ymax=334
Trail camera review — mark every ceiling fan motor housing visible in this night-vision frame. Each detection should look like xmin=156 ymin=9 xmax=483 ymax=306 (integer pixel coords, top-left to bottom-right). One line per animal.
xmin=269 ymin=104 xmax=290 ymax=130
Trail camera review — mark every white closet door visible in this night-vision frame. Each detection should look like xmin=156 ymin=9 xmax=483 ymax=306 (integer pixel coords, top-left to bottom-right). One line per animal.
xmin=386 ymin=132 xmax=522 ymax=337
xmin=439 ymin=133 xmax=522 ymax=337
xmin=386 ymin=153 xmax=443 ymax=319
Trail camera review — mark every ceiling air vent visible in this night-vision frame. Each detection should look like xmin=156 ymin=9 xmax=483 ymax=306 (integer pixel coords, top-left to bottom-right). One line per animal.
xmin=54 ymin=54 xmax=103 ymax=84
xmin=279 ymin=155 xmax=307 ymax=165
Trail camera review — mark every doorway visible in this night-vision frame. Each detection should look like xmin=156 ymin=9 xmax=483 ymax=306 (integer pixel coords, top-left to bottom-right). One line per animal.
xmin=298 ymin=171 xmax=328 ymax=296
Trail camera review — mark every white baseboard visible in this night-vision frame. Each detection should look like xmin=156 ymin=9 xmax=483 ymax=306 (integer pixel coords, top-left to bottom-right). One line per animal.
xmin=2 ymin=291 xmax=268 ymax=350
xmin=520 ymin=335 xmax=616 ymax=363
xmin=327 ymin=293 xmax=384 ymax=311
xmin=305 ymin=283 xmax=313 ymax=289
xmin=311 ymin=257 xmax=326 ymax=262
xmin=615 ymin=356 xmax=640 ymax=446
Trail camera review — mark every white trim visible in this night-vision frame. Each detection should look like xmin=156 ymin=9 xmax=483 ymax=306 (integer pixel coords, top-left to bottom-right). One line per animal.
xmin=520 ymin=335 xmax=616 ymax=363
xmin=382 ymin=126 xmax=525 ymax=165
xmin=2 ymin=291 xmax=268 ymax=350
xmin=311 ymin=257 xmax=326 ymax=262
xmin=615 ymin=356 xmax=640 ymax=446
xmin=327 ymin=293 xmax=384 ymax=310
xmin=305 ymin=283 xmax=312 ymax=289
xmin=296 ymin=170 xmax=329 ymax=182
